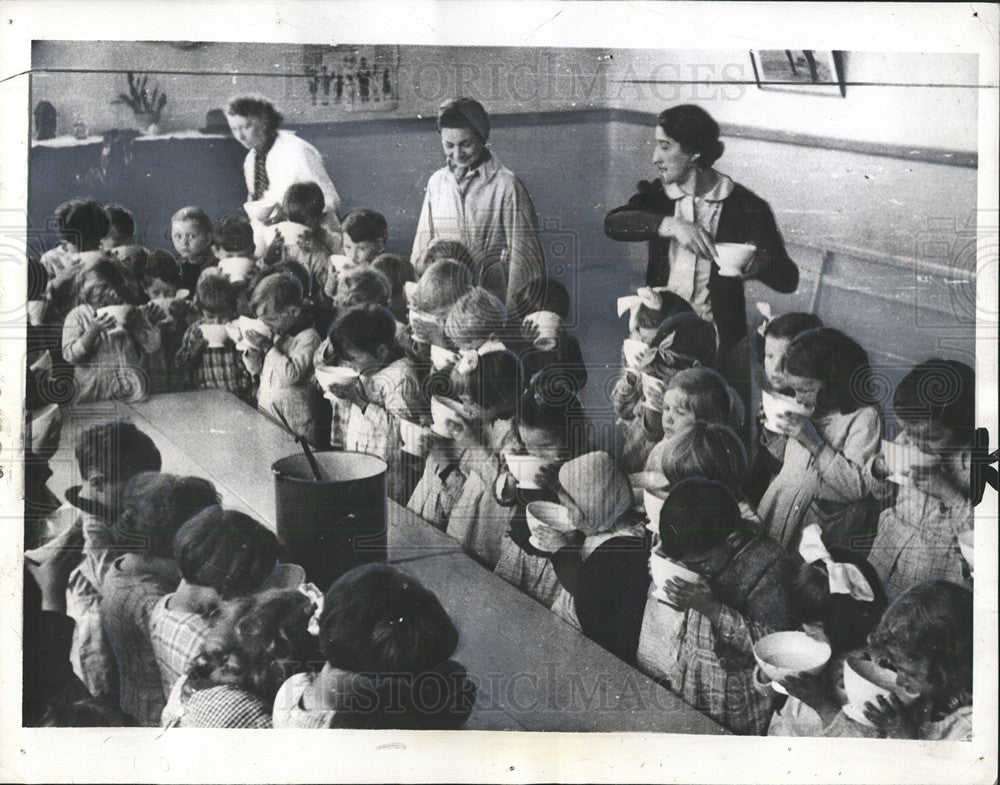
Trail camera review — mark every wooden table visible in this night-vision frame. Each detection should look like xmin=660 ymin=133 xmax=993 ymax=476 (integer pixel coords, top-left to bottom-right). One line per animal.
xmin=53 ymin=390 xmax=726 ymax=734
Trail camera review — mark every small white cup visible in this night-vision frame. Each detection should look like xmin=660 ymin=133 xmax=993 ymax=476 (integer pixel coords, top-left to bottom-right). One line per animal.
xmin=504 ymin=453 xmax=554 ymax=490
xmin=97 ymin=304 xmax=131 ymax=334
xmin=648 ymin=550 xmax=702 ymax=604
xmin=761 ymin=389 xmax=809 ymax=432
xmin=641 ymin=373 xmax=666 ymax=411
xmin=430 ymin=395 xmax=466 ymax=438
xmin=219 ymin=257 xmax=255 ymax=282
xmin=715 ymin=243 xmax=756 ymax=277
xmin=524 ymin=311 xmax=562 ymax=351
xmin=430 ymin=344 xmax=459 ymax=370
xmin=622 ymin=338 xmax=650 ymax=369
xmin=525 ymin=501 xmax=576 ymax=552
xmin=315 ymin=364 xmax=361 ymax=392
xmin=398 ymin=418 xmax=433 ymax=457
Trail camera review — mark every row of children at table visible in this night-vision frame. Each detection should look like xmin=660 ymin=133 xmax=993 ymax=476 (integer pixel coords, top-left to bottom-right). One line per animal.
xmin=24 ymin=421 xmax=476 ymax=729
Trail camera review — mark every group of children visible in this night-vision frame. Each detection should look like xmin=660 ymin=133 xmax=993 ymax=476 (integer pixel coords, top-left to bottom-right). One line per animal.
xmin=23 ymin=185 xmax=977 ymax=738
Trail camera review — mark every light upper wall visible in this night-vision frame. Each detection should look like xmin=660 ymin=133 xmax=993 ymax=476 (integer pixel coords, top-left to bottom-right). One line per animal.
xmin=31 ymin=42 xmax=978 ymax=153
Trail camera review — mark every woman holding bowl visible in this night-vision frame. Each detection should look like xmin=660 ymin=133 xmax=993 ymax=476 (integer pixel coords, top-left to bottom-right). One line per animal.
xmin=411 ymin=97 xmax=545 ymax=307
xmin=604 ymin=104 xmax=798 ymax=416
xmin=225 ymin=95 xmax=341 ymax=249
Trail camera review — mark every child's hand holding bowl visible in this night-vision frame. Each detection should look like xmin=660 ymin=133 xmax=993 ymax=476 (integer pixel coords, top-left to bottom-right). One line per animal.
xmin=142 ymin=301 xmax=168 ymax=325
xmin=660 ymin=574 xmax=718 ymax=618
xmin=861 ymin=692 xmax=918 ymax=739
xmin=777 ymin=410 xmax=825 ymax=454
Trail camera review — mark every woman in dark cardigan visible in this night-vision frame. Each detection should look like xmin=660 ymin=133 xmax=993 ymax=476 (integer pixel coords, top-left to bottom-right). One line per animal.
xmin=604 ymin=105 xmax=799 ymax=423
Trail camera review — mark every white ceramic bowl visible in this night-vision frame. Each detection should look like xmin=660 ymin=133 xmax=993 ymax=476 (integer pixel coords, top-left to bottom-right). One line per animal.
xmin=715 ymin=243 xmax=756 ymax=277
xmin=524 ymin=310 xmax=562 ymax=351
xmin=151 ymin=296 xmax=176 ymax=316
xmin=649 ymin=550 xmax=701 ymax=591
xmin=525 ymin=501 xmax=575 ymax=550
xmin=219 ymin=257 xmax=255 ymax=282
xmin=199 ymin=323 xmax=230 ymax=348
xmin=315 ymin=364 xmax=360 ymax=391
xmin=398 ymin=418 xmax=433 ymax=457
xmin=225 ymin=322 xmax=243 ymax=344
xmin=958 ymin=529 xmax=974 ymax=571
xmin=430 ymin=395 xmax=466 ymax=437
xmin=97 ymin=304 xmax=131 ymax=330
xmin=26 ymin=300 xmax=47 ymax=326
xmin=630 ymin=471 xmax=668 ymax=510
xmin=842 ymin=656 xmax=918 ymax=726
xmin=238 ymin=316 xmax=272 ymax=343
xmin=753 ymin=631 xmax=832 ymax=687
xmin=30 ymin=403 xmax=61 ymax=453
xmin=641 ymin=373 xmax=666 ymax=410
xmin=643 ymin=488 xmax=668 ymax=530
xmin=622 ymin=338 xmax=650 ymax=369
xmin=761 ymin=389 xmax=809 ymax=431
xmin=504 ymin=453 xmax=554 ymax=490
xmin=430 ymin=344 xmax=459 ymax=370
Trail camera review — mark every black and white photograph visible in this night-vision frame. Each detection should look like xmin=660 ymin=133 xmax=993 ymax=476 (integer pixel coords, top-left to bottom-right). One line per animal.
xmin=1 ymin=2 xmax=997 ymax=783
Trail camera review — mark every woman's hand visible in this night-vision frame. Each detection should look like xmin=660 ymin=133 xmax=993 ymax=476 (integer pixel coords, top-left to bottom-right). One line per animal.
xmin=658 ymin=216 xmax=717 ymax=260
xmin=863 ymin=693 xmax=918 ymax=739
xmin=778 ymin=411 xmax=825 ymax=455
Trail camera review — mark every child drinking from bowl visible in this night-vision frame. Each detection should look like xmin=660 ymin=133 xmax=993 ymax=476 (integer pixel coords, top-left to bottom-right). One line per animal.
xmin=139 ymin=250 xmax=191 ymax=394
xmin=758 ymin=327 xmax=883 ymax=556
xmin=541 ymin=452 xmax=646 ymax=629
xmin=442 ymin=346 xmax=524 ymax=568
xmin=244 ymin=272 xmax=325 ymax=446
xmin=866 ymin=360 xmax=975 ymax=598
xmin=822 ymin=579 xmax=972 ymax=740
xmin=493 ymin=383 xmax=593 ymax=602
xmin=319 ymin=306 xmax=421 ymax=502
xmin=576 ymin=477 xmax=795 ymax=735
xmin=746 ymin=311 xmax=825 ymax=505
xmin=761 ymin=524 xmax=887 ymax=737
xmin=175 ymin=271 xmax=253 ymax=398
xmin=618 ymin=311 xmax=718 ymax=473
xmin=508 ymin=275 xmax=588 ymax=395
xmin=100 ymin=205 xmax=139 ymax=256
xmin=171 ymin=206 xmax=218 ymax=293
xmin=211 ymin=215 xmax=258 ymax=284
xmin=612 ymin=287 xmax=694 ymax=422
xmin=61 ymin=257 xmax=161 ymax=403
xmin=323 ymin=208 xmax=389 ymax=301
xmin=273 ymin=564 xmax=476 ymax=729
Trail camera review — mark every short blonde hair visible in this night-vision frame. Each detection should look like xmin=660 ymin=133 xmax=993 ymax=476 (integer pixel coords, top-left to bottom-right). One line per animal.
xmin=445 ymin=287 xmax=507 ymax=346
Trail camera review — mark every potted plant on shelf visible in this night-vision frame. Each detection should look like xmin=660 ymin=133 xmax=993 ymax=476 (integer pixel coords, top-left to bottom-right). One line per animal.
xmin=112 ymin=72 xmax=167 ymax=135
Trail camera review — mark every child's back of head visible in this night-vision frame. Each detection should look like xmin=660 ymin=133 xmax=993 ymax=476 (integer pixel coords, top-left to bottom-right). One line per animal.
xmin=143 ymin=249 xmax=182 ymax=292
xmin=56 ymin=197 xmax=110 ymax=252
xmin=444 ymin=287 xmax=507 ymax=349
xmin=414 ymin=238 xmax=475 ymax=279
xmin=657 ymin=476 xmax=744 ymax=559
xmin=115 ymin=472 xmax=220 ymax=558
xmin=195 ymin=270 xmax=239 ymax=319
xmin=648 ymin=312 xmax=718 ymax=377
xmin=371 ymin=253 xmax=415 ymax=297
xmin=75 ymin=420 xmax=161 ymax=487
xmin=250 ymin=270 xmax=305 ymax=315
xmin=342 ymin=209 xmax=388 ymax=245
xmin=410 ymin=259 xmax=472 ymax=316
xmin=451 ymin=347 xmax=523 ymax=421
xmin=326 ymin=305 xmax=398 ymax=367
xmin=282 ymin=182 xmax=326 ymax=227
xmin=335 ymin=266 xmax=391 ymax=309
xmin=635 ymin=289 xmax=694 ymax=334
xmin=172 ymin=506 xmax=278 ymax=599
xmin=212 ymin=215 xmax=255 ymax=258
xmin=508 ymin=275 xmax=572 ymax=323
xmin=102 ymin=204 xmax=136 ymax=248
xmin=659 ymin=421 xmax=747 ymax=493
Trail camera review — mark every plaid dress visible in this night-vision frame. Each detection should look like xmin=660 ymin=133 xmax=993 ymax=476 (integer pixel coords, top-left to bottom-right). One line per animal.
xmin=867 ymin=475 xmax=972 ymax=599
xmin=149 ymin=595 xmax=212 ymax=696
xmin=175 ymin=319 xmax=253 ymax=398
xmin=162 ymin=675 xmax=272 ymax=729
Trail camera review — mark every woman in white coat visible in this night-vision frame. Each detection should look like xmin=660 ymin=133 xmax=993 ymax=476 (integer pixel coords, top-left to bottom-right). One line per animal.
xmin=225 ymin=95 xmax=341 ymax=251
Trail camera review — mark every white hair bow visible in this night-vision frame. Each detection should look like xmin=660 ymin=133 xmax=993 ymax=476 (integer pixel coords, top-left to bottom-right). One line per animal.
xmin=756 ymin=301 xmax=773 ymax=338
xmin=617 ymin=286 xmax=671 ymax=333
xmin=798 ymin=524 xmax=875 ymax=602
xmin=297 ymin=582 xmax=325 ymax=636
xmin=455 ymin=340 xmax=507 ymax=374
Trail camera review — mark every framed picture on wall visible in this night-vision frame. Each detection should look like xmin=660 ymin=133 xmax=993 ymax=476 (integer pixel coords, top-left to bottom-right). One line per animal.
xmin=750 ymin=50 xmax=845 ymax=96
xmin=283 ymin=44 xmax=400 ymax=118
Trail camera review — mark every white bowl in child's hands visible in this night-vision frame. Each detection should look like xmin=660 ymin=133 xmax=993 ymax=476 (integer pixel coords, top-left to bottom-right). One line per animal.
xmin=504 ymin=453 xmax=555 ymax=490
xmin=429 ymin=395 xmax=467 ymax=439
xmin=622 ymin=338 xmax=651 ymax=369
xmin=315 ymin=364 xmax=360 ymax=391
xmin=761 ymin=389 xmax=810 ymax=432
xmin=881 ymin=439 xmax=938 ymax=485
xmin=523 ymin=310 xmax=562 ymax=351
xmin=199 ymin=323 xmax=230 ymax=348
xmin=525 ymin=501 xmax=576 ymax=552
xmin=842 ymin=655 xmax=920 ymax=727
xmin=753 ymin=631 xmax=832 ymax=695
xmin=642 ymin=488 xmax=668 ymax=531
xmin=97 ymin=304 xmax=131 ymax=333
xmin=397 ymin=418 xmax=433 ymax=457
xmin=648 ymin=550 xmax=702 ymax=605
xmin=641 ymin=373 xmax=666 ymax=410
xmin=430 ymin=344 xmax=459 ymax=371
xmin=219 ymin=257 xmax=255 ymax=282
xmin=237 ymin=316 xmax=272 ymax=349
